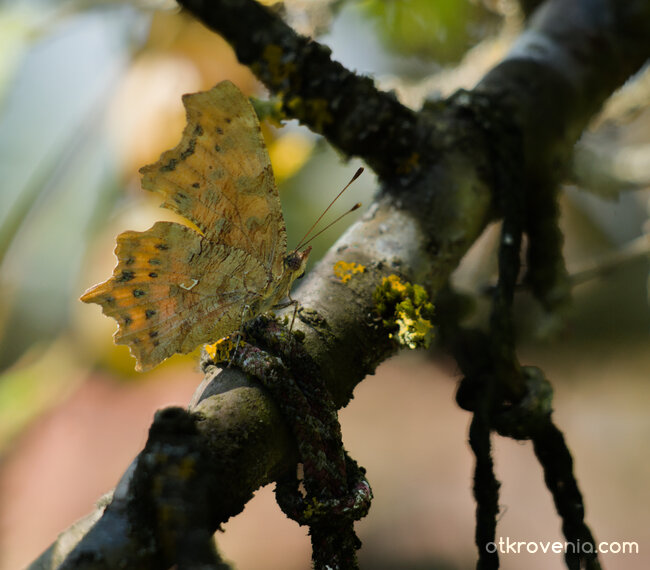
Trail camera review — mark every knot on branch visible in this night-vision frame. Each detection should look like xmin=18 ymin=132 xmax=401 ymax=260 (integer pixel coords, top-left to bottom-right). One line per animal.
xmin=275 ymin=454 xmax=372 ymax=526
xmin=202 ymin=315 xmax=372 ymax=570
xmin=457 ymin=365 xmax=554 ymax=440
xmin=492 ymin=365 xmax=553 ymax=439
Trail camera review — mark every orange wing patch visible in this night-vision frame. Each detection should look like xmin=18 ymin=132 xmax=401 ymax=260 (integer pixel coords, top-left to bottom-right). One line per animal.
xmin=81 ymin=81 xmax=310 ymax=371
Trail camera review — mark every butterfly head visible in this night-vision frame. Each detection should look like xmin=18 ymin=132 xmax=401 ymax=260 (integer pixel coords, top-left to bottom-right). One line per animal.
xmin=284 ymin=246 xmax=312 ymax=280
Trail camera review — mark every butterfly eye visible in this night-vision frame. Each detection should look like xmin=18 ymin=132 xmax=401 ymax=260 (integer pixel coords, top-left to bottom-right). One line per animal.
xmin=284 ymin=252 xmax=301 ymax=271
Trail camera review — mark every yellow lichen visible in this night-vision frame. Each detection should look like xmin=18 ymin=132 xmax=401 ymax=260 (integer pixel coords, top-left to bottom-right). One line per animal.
xmin=374 ymin=274 xmax=435 ymax=350
xmin=396 ymin=151 xmax=420 ymax=175
xmin=204 ymin=337 xmax=236 ymax=362
xmin=261 ymin=44 xmax=295 ymax=85
xmin=286 ymin=96 xmax=332 ymax=131
xmin=383 ymin=273 xmax=407 ymax=293
xmin=302 ymin=496 xmax=328 ymax=521
xmin=333 ymin=260 xmax=366 ymax=283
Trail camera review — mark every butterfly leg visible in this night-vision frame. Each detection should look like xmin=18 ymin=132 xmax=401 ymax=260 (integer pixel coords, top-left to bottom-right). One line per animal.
xmin=273 ymin=294 xmax=299 ymax=332
xmin=273 ymin=293 xmax=298 ymax=332
xmin=288 ymin=292 xmax=299 ymax=332
xmin=228 ymin=303 xmax=251 ymax=367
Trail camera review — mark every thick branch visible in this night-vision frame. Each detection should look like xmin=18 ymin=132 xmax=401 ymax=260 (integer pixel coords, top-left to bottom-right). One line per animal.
xmin=32 ymin=1 xmax=650 ymax=568
xmin=177 ymin=0 xmax=421 ymax=182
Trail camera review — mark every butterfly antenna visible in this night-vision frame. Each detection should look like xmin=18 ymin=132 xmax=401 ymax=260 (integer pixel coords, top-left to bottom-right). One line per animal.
xmin=294 ymin=167 xmax=364 ymax=251
xmin=299 ymin=202 xmax=362 ymax=248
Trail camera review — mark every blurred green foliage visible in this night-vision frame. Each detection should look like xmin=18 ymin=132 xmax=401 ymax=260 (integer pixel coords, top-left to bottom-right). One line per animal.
xmin=360 ymin=0 xmax=500 ymax=63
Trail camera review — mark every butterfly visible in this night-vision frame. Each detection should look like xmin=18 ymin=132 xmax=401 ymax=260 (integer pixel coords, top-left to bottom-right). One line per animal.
xmin=81 ymin=81 xmax=311 ymax=371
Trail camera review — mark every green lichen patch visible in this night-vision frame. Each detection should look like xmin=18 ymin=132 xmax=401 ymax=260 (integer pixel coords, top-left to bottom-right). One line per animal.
xmin=286 ymin=96 xmax=332 ymax=131
xmin=374 ymin=274 xmax=435 ymax=349
xmin=260 ymin=44 xmax=296 ymax=87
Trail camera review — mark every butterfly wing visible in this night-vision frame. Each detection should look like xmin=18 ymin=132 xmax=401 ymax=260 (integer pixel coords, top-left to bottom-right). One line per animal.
xmin=81 ymin=221 xmax=268 ymax=371
xmin=82 ymin=81 xmax=291 ymax=370
xmin=139 ymin=80 xmax=287 ymax=277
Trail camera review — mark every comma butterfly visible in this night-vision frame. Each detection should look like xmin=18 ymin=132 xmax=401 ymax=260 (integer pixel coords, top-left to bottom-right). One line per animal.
xmin=81 ymin=81 xmax=311 ymax=371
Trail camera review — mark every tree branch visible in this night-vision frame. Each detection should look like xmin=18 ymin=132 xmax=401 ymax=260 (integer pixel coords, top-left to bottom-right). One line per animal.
xmin=177 ymin=0 xmax=421 ymax=183
xmin=31 ymin=0 xmax=650 ymax=568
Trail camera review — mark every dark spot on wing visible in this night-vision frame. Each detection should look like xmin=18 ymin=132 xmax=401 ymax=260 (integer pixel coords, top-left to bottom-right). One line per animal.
xmin=180 ymin=138 xmax=196 ymax=160
xmin=216 ymin=127 xmax=224 ymax=135
xmin=194 ymin=124 xmax=204 ymax=136
xmin=153 ymin=340 xmax=160 ymax=347
xmin=160 ymin=158 xmax=177 ymax=172
xmin=133 ymin=289 xmax=146 ymax=298
xmin=149 ymin=258 xmax=162 ymax=265
xmin=155 ymin=243 xmax=169 ymax=251
xmin=148 ymin=272 xmax=158 ymax=278
xmin=145 ymin=309 xmax=156 ymax=319
xmin=214 ymin=144 xmax=221 ymax=152
xmin=117 ymin=270 xmax=135 ymax=282
xmin=104 ymin=296 xmax=115 ymax=304
xmin=123 ymin=315 xmax=133 ymax=326
xmin=149 ymin=330 xmax=159 ymax=338
xmin=225 ymin=117 xmax=232 ymax=123
xmin=192 ymin=182 xmax=200 ymax=188
xmin=125 ymin=257 xmax=135 ymax=265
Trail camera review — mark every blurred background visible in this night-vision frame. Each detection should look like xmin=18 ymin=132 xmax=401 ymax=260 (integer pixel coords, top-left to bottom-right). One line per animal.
xmin=0 ymin=1 xmax=648 ymax=569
